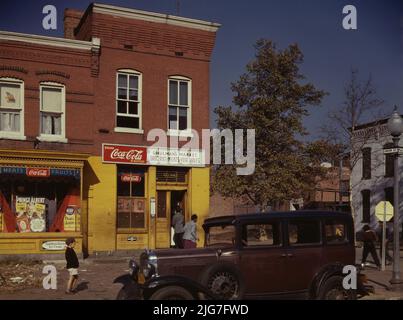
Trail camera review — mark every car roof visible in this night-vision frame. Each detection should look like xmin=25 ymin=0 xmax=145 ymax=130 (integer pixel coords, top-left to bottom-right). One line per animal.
xmin=203 ymin=210 xmax=352 ymax=227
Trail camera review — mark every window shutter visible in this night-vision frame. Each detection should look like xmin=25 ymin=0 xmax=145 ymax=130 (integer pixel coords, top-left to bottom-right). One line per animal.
xmin=361 ymin=189 xmax=371 ymax=223
xmin=362 ymin=148 xmax=371 ymax=180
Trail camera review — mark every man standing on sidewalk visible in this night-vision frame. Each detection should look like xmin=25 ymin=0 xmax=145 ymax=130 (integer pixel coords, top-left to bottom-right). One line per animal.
xmin=362 ymin=225 xmax=381 ymax=270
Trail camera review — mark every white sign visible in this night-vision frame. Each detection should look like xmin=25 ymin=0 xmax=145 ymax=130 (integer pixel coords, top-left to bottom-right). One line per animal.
xmin=41 ymin=241 xmax=66 ymax=251
xmin=148 ymin=147 xmax=205 ymax=167
xmin=383 ymin=148 xmax=403 ymax=155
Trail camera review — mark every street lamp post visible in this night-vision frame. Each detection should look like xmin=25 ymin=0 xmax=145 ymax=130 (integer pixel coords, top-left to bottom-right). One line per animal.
xmin=387 ymin=106 xmax=403 ymax=286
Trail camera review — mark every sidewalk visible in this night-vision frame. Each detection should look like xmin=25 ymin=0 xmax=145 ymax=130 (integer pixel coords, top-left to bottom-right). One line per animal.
xmin=356 ymin=247 xmax=403 ymax=300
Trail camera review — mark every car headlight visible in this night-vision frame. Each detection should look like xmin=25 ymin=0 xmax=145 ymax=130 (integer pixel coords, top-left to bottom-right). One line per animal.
xmin=128 ymin=259 xmax=139 ymax=276
xmin=139 ymin=250 xmax=158 ymax=280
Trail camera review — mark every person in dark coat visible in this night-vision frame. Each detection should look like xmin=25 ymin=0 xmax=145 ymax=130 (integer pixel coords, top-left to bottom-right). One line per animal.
xmin=361 ymin=225 xmax=381 ymax=269
xmin=65 ymin=237 xmax=79 ymax=294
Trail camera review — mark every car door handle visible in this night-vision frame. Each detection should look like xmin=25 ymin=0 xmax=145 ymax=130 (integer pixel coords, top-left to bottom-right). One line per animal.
xmin=280 ymin=253 xmax=294 ymax=258
xmin=280 ymin=254 xmax=288 ymax=258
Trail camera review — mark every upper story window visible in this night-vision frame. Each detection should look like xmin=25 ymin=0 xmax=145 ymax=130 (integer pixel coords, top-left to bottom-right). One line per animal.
xmin=39 ymin=82 xmax=66 ymax=142
xmin=0 ymin=78 xmax=25 ymax=139
xmin=168 ymin=76 xmax=191 ymax=135
xmin=362 ymin=147 xmax=371 ymax=180
xmin=115 ymin=70 xmax=142 ymax=133
xmin=384 ymin=143 xmax=394 ymax=178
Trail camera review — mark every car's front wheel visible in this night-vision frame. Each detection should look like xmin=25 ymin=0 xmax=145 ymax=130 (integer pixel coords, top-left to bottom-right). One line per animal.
xmin=318 ymin=275 xmax=357 ymax=300
xmin=149 ymin=286 xmax=195 ymax=300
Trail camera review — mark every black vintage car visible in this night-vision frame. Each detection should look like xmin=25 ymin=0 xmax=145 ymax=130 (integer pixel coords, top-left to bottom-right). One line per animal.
xmin=114 ymin=211 xmax=373 ymax=300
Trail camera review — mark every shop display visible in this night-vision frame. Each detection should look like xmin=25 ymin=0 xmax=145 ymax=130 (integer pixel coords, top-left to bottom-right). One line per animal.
xmin=15 ymin=197 xmax=46 ymax=233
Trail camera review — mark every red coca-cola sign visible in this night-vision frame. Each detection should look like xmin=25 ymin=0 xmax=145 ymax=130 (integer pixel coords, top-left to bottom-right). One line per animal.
xmin=103 ymin=144 xmax=147 ymax=164
xmin=120 ymin=174 xmax=142 ymax=183
xmin=26 ymin=168 xmax=50 ymax=177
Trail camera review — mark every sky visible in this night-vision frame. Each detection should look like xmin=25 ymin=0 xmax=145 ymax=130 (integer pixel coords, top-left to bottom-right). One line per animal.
xmin=0 ymin=0 xmax=402 ymax=139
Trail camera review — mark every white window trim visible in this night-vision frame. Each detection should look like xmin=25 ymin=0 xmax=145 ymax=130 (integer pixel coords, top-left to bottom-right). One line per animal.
xmin=115 ymin=69 xmax=143 ymax=133
xmin=167 ymin=76 xmax=192 ymax=136
xmin=0 ymin=77 xmax=26 ymax=140
xmin=38 ymin=82 xmax=67 ymax=143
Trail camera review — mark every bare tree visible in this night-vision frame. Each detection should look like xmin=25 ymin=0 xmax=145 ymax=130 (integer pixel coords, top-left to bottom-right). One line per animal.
xmin=321 ymin=68 xmax=385 ymax=169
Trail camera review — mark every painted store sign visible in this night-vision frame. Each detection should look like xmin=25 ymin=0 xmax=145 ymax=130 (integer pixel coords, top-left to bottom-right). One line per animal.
xmin=102 ymin=144 xmax=147 ymax=164
xmin=102 ymin=144 xmax=205 ymax=167
xmin=0 ymin=167 xmax=80 ymax=179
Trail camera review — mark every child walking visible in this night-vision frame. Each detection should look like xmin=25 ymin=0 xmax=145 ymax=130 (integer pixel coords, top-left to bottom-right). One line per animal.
xmin=65 ymin=237 xmax=79 ymax=294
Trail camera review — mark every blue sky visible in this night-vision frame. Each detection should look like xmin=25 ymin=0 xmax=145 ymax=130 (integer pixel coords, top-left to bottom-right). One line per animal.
xmin=1 ymin=0 xmax=402 ymax=139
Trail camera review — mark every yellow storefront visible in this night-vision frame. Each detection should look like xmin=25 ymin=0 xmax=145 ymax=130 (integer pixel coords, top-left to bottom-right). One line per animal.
xmin=85 ymin=144 xmax=209 ymax=253
xmin=0 ymin=149 xmax=87 ymax=256
xmin=0 ymin=145 xmax=209 ymax=256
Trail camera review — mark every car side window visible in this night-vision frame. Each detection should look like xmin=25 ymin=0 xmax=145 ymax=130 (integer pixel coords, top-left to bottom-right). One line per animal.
xmin=288 ymin=219 xmax=321 ymax=246
xmin=242 ymin=222 xmax=282 ymax=247
xmin=325 ymin=220 xmax=348 ymax=244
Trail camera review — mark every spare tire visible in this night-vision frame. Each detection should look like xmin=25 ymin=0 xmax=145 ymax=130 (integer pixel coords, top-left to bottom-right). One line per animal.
xmin=200 ymin=263 xmax=245 ymax=300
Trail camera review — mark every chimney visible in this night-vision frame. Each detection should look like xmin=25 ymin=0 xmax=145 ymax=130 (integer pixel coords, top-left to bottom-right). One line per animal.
xmin=64 ymin=8 xmax=84 ymax=39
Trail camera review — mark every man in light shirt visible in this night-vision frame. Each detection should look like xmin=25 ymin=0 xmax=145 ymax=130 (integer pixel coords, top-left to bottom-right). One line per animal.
xmin=183 ymin=214 xmax=198 ymax=249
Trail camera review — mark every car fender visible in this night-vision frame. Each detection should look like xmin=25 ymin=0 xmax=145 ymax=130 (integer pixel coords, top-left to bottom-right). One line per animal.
xmin=308 ymin=263 xmax=346 ymax=299
xmin=113 ymin=274 xmax=142 ymax=300
xmin=142 ymin=275 xmax=219 ymax=300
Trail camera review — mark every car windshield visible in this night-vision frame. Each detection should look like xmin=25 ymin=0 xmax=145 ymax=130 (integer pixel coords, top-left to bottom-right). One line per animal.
xmin=206 ymin=224 xmax=236 ymax=247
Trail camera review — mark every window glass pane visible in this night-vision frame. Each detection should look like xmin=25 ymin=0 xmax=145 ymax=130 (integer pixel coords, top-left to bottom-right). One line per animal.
xmin=0 ymin=112 xmax=20 ymax=132
xmin=117 ymin=212 xmax=130 ymax=228
xmin=362 ymin=190 xmax=371 ymax=223
xmin=117 ymin=116 xmax=139 ymax=129
xmin=129 ymin=89 xmax=138 ymax=101
xmin=179 ymin=81 xmax=188 ymax=106
xmin=117 ymin=100 xmax=127 ymax=114
xmin=0 ymin=83 xmax=20 ymax=108
xmin=289 ymin=220 xmax=321 ymax=245
xmin=325 ymin=220 xmax=347 ymax=244
xmin=169 ymin=80 xmax=178 ymax=105
xmin=53 ymin=116 xmax=61 ymax=135
xmin=169 ymin=106 xmax=178 ymax=130
xmin=206 ymin=225 xmax=236 ymax=246
xmin=41 ymin=87 xmax=62 ymax=112
xmin=129 ymin=76 xmax=138 ymax=89
xmin=118 ymin=88 xmax=127 ymax=100
xmin=243 ymin=223 xmax=282 ymax=246
xmin=128 ymin=102 xmax=138 ymax=115
xmin=118 ymin=74 xmax=127 ymax=88
xmin=179 ymin=107 xmax=187 ymax=130
xmin=362 ymin=148 xmax=371 ymax=180
xmin=131 ymin=212 xmax=145 ymax=228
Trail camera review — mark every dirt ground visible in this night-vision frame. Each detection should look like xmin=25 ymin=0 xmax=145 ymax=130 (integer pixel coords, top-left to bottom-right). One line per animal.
xmin=0 ymin=258 xmax=130 ymax=300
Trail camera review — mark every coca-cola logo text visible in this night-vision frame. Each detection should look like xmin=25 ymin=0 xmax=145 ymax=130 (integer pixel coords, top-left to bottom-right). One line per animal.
xmin=103 ymin=145 xmax=147 ymax=164
xmin=26 ymin=168 xmax=50 ymax=177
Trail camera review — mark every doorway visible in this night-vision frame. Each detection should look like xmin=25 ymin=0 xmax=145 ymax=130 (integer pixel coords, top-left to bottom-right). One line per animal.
xmin=155 ymin=190 xmax=186 ymax=249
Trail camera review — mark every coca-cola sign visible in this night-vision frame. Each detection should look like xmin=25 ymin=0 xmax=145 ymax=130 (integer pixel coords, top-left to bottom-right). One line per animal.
xmin=103 ymin=144 xmax=147 ymax=164
xmin=120 ymin=174 xmax=142 ymax=183
xmin=26 ymin=168 xmax=50 ymax=177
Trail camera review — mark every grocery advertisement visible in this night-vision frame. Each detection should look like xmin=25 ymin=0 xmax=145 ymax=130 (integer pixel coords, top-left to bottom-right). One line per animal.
xmin=15 ymin=197 xmax=46 ymax=233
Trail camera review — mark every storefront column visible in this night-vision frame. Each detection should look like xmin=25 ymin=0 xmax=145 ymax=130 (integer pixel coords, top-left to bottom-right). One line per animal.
xmin=189 ymin=167 xmax=210 ymax=247
xmin=148 ymin=166 xmax=157 ymax=249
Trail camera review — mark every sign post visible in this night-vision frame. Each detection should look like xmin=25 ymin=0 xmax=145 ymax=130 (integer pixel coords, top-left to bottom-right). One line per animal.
xmin=375 ymin=201 xmax=394 ymax=271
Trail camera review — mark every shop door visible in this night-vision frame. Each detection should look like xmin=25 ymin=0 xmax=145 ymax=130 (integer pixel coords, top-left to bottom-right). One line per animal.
xmin=156 ymin=191 xmax=171 ymax=248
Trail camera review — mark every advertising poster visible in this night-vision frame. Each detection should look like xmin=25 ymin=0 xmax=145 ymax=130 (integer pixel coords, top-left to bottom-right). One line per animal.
xmin=15 ymin=197 xmax=46 ymax=233
xmin=63 ymin=205 xmax=79 ymax=232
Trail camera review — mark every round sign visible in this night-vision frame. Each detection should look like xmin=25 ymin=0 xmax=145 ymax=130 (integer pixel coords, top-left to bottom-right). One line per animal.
xmin=30 ymin=218 xmax=46 ymax=232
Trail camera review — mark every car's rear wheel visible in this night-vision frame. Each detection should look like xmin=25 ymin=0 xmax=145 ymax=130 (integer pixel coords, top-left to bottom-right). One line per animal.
xmin=200 ymin=264 xmax=244 ymax=300
xmin=149 ymin=286 xmax=194 ymax=300
xmin=116 ymin=287 xmax=130 ymax=300
xmin=318 ymin=275 xmax=357 ymax=300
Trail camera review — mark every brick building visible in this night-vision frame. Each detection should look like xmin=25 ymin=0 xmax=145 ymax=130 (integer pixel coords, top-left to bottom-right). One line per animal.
xmin=0 ymin=3 xmax=220 ymax=256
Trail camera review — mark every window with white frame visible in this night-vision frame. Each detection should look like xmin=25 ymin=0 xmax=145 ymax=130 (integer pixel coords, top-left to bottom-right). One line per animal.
xmin=0 ymin=78 xmax=24 ymax=136
xmin=116 ymin=70 xmax=142 ymax=130
xmin=168 ymin=77 xmax=191 ymax=132
xmin=40 ymin=83 xmax=65 ymax=137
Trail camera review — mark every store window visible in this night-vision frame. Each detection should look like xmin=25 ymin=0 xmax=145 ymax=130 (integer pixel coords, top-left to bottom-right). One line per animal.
xmin=168 ymin=76 xmax=191 ymax=134
xmin=116 ymin=69 xmax=142 ymax=132
xmin=39 ymin=82 xmax=66 ymax=140
xmin=0 ymin=78 xmax=24 ymax=139
xmin=117 ymin=166 xmax=146 ymax=229
xmin=0 ymin=167 xmax=81 ymax=233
